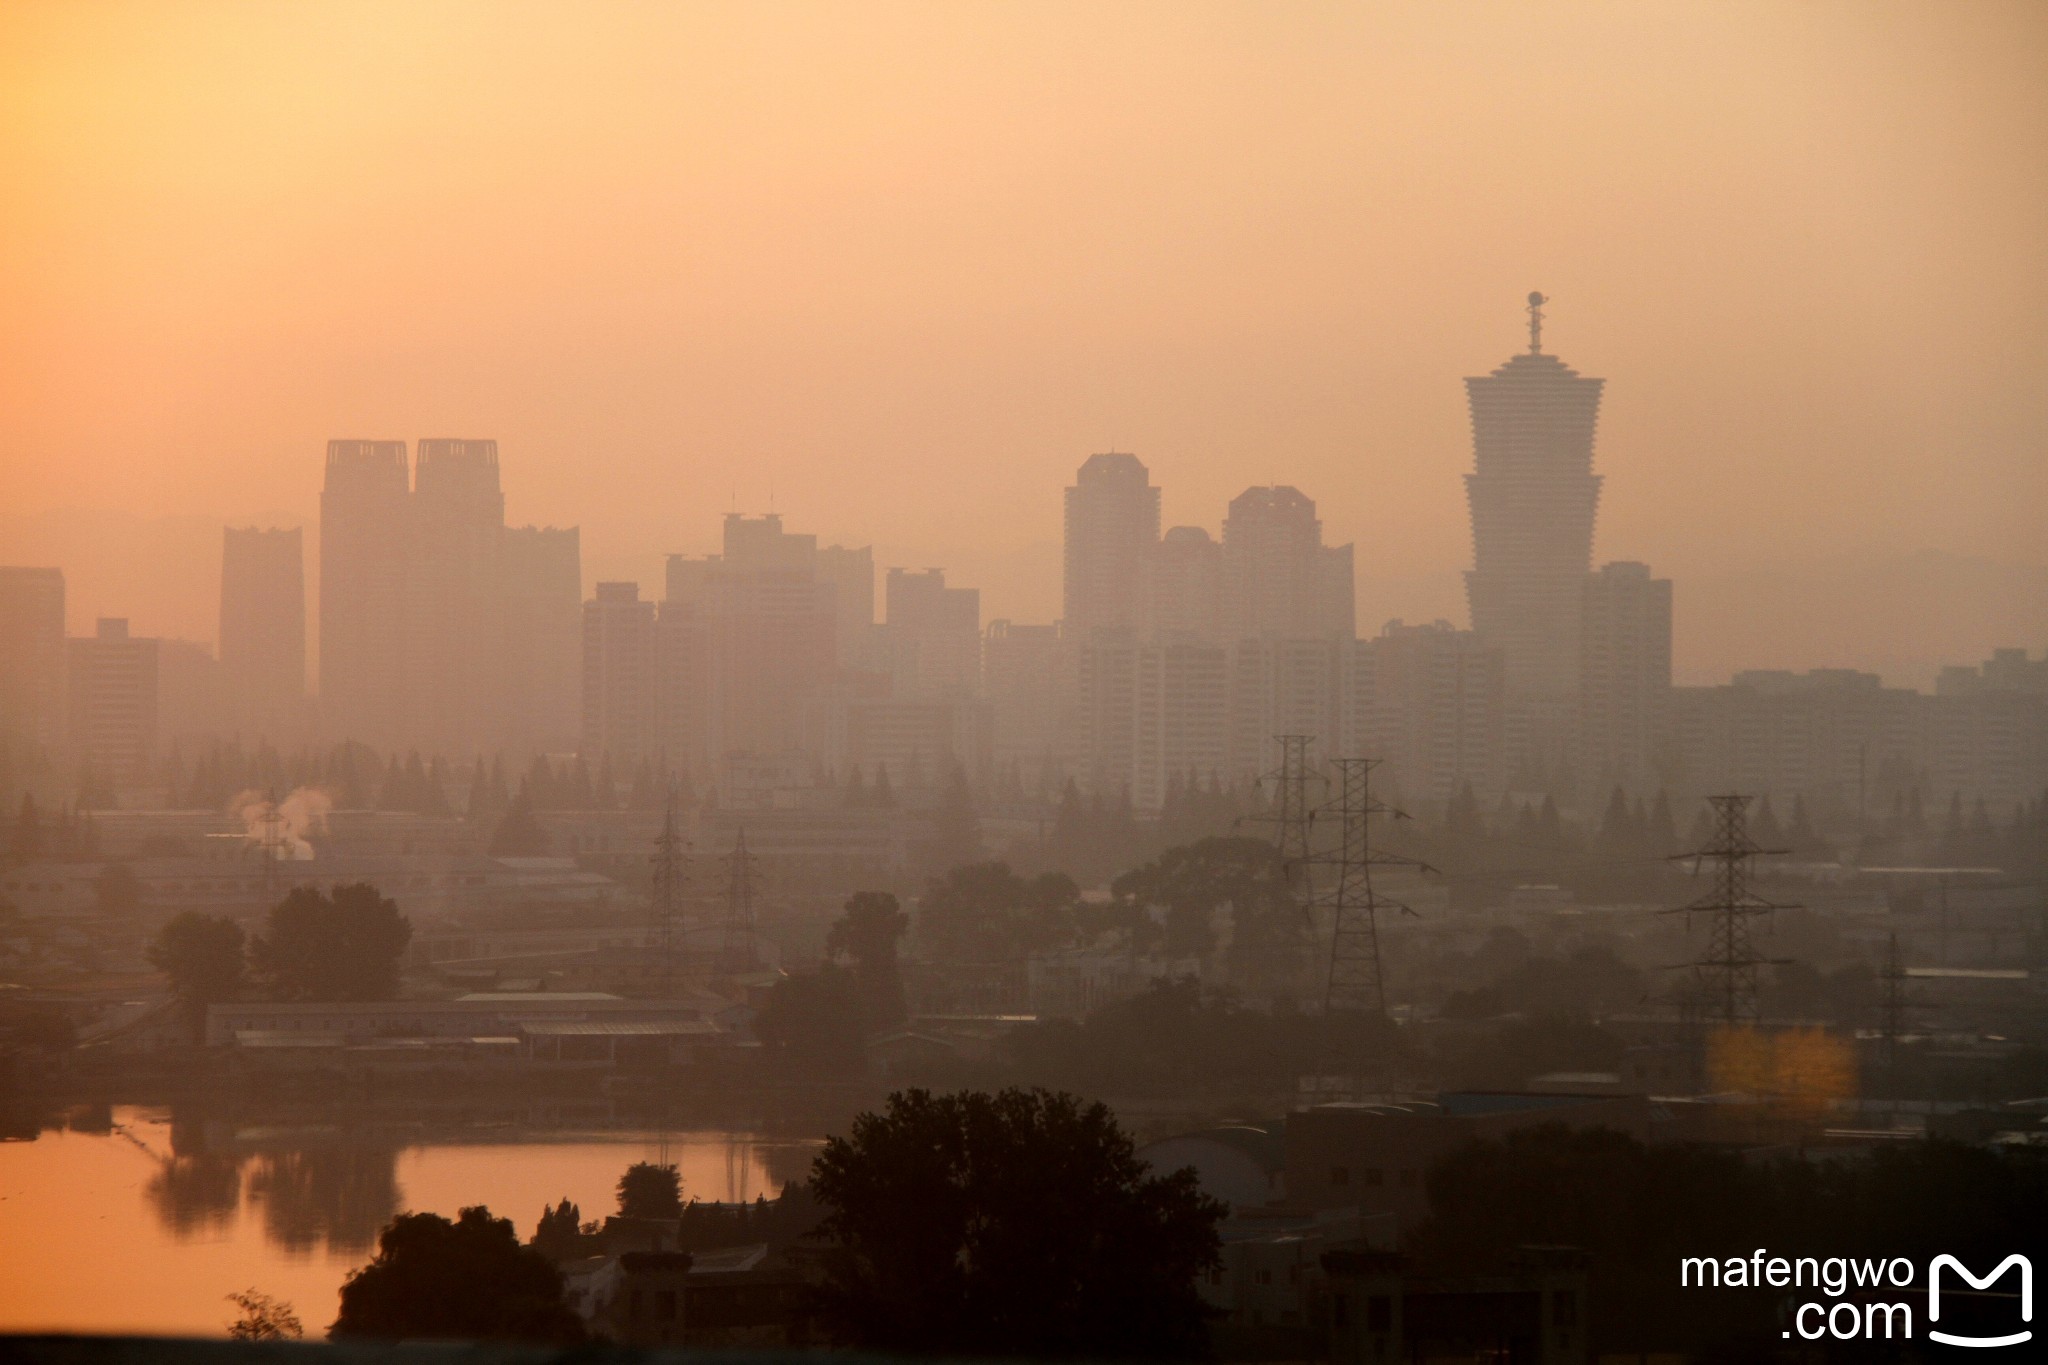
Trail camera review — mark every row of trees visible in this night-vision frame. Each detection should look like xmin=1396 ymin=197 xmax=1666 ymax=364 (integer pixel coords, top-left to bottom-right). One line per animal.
xmin=920 ymin=836 xmax=1303 ymax=967
xmin=149 ymin=883 xmax=411 ymax=1019
xmin=5 ymin=794 xmax=99 ymax=865
xmin=233 ymin=1083 xmax=2048 ymax=1354
xmin=324 ymin=1088 xmax=1222 ymax=1357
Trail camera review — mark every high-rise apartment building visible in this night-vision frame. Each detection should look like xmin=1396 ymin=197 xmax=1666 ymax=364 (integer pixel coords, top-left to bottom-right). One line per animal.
xmin=817 ymin=544 xmax=879 ymax=671
xmin=836 ymin=697 xmax=992 ymax=789
xmin=1152 ymin=526 xmax=1223 ymax=642
xmin=158 ymin=638 xmax=233 ymax=744
xmin=219 ymin=527 xmax=305 ymax=736
xmin=1463 ymin=295 xmax=1604 ymax=702
xmin=0 ymin=567 xmax=67 ymax=752
xmin=662 ymin=514 xmax=838 ymax=771
xmin=1350 ymin=621 xmax=1507 ymax=808
xmin=318 ymin=438 xmax=581 ymax=756
xmin=1073 ymin=629 xmax=1142 ymax=798
xmin=504 ymin=526 xmax=584 ymax=753
xmin=885 ymin=567 xmax=980 ymax=699
xmin=1226 ymin=636 xmax=1345 ymax=778
xmin=1134 ymin=640 xmax=1229 ymax=810
xmin=407 ymin=438 xmax=507 ymax=754
xmin=68 ymin=618 xmax=159 ymax=787
xmin=1938 ymin=648 xmax=2048 ymax=698
xmin=1211 ymin=487 xmax=1353 ymax=779
xmin=319 ymin=440 xmax=410 ymax=744
xmin=1578 ymin=561 xmax=1673 ymax=793
xmin=581 ymin=583 xmax=660 ymax=765
xmin=1221 ymin=486 xmax=1354 ymax=641
xmin=984 ymin=620 xmax=1065 ymax=790
xmin=1066 ymin=629 xmax=1231 ymax=810
xmin=1064 ymin=453 xmax=1160 ymax=640
xmin=1671 ymin=664 xmax=2047 ymax=818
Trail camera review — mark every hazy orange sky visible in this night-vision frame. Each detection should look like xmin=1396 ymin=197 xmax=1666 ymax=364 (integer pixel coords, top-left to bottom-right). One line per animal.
xmin=2 ymin=1 xmax=2043 ymax=683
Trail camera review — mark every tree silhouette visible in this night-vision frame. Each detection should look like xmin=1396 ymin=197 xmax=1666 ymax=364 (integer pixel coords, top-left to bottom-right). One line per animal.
xmin=826 ymin=891 xmax=909 ymax=1029
xmin=226 ymin=1290 xmax=301 ymax=1341
xmin=532 ymin=1198 xmax=583 ymax=1258
xmin=148 ymin=912 xmax=246 ymax=1027
xmin=809 ymin=1087 xmax=1223 ymax=1358
xmin=919 ymin=862 xmax=1080 ymax=963
xmin=331 ymin=1206 xmax=585 ymax=1343
xmin=1111 ymin=836 xmax=1301 ymax=971
xmin=616 ymin=1162 xmax=683 ymax=1219
xmin=250 ymin=883 xmax=410 ymax=1001
xmin=755 ymin=968 xmax=867 ymax=1072
xmin=488 ymin=790 xmax=549 ymax=855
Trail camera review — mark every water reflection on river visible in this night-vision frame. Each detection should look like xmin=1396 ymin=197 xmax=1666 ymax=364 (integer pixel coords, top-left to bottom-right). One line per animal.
xmin=0 ymin=1104 xmax=824 ymax=1339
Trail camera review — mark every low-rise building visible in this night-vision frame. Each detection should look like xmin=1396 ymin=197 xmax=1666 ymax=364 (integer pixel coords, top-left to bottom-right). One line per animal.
xmin=1285 ymin=1093 xmax=1655 ymax=1231
xmin=203 ymin=990 xmax=747 ymax=1074
xmin=583 ymin=1244 xmax=816 ymax=1349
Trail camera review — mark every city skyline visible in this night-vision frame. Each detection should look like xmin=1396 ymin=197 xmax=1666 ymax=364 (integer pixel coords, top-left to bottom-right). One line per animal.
xmin=2 ymin=2 xmax=2044 ymax=689
xmin=2 ymin=8 xmax=2046 ymax=1352
xmin=6 ymin=369 xmax=2045 ymax=696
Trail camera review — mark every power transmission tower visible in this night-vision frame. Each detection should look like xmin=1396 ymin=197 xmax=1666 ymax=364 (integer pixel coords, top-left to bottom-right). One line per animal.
xmin=1665 ymin=794 xmax=1798 ymax=1027
xmin=1252 ymin=735 xmax=1321 ymax=908
xmin=649 ymin=784 xmax=689 ymax=992
xmin=719 ymin=828 xmax=761 ymax=975
xmin=1304 ymin=759 xmax=1432 ymax=1097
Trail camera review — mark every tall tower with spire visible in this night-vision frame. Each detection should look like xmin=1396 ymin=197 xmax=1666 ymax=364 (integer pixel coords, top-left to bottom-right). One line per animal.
xmin=1462 ymin=293 xmax=1605 ymax=704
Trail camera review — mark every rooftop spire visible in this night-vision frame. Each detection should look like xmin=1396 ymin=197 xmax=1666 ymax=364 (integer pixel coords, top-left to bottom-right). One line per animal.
xmin=1526 ymin=291 xmax=1547 ymax=354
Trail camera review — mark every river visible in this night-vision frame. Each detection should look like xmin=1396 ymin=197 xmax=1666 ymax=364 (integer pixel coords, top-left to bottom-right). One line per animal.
xmin=0 ymin=1103 xmax=825 ymax=1339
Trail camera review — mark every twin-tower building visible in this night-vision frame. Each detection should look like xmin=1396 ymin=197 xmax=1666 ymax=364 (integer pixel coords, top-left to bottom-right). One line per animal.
xmin=319 ymin=439 xmax=582 ymax=756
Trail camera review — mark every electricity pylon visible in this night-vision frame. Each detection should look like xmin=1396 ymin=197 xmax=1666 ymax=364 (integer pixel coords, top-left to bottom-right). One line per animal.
xmin=1301 ymin=759 xmax=1432 ymax=1100
xmin=719 ymin=828 xmax=761 ymax=975
xmin=649 ymin=784 xmax=688 ymax=991
xmin=1311 ymin=758 xmax=1430 ymax=1018
xmin=1666 ymin=794 xmax=1799 ymax=1026
xmin=1253 ymin=735 xmax=1321 ymax=912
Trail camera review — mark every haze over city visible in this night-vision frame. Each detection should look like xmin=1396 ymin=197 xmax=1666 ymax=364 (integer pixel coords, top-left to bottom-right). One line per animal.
xmin=3 ymin=4 xmax=2047 ymax=1360
xmin=3 ymin=1 xmax=2044 ymax=686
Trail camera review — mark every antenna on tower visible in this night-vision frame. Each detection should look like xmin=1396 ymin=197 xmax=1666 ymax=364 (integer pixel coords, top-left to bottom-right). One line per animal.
xmin=1663 ymin=794 xmax=1799 ymax=1026
xmin=719 ymin=828 xmax=761 ymax=975
xmin=1303 ymin=758 xmax=1433 ymax=1100
xmin=1526 ymin=291 xmax=1548 ymax=354
xmin=649 ymin=781 xmax=689 ymax=993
